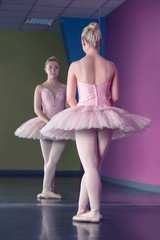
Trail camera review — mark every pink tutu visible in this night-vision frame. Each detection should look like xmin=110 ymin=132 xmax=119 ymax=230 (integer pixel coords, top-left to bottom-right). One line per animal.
xmin=41 ymin=105 xmax=151 ymax=140
xmin=14 ymin=117 xmax=50 ymax=140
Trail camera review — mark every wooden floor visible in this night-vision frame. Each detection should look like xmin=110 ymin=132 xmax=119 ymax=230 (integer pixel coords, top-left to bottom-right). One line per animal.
xmin=0 ymin=176 xmax=160 ymax=240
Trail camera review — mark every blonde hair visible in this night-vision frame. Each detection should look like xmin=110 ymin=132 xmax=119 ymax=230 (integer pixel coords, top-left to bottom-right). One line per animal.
xmin=45 ymin=56 xmax=59 ymax=67
xmin=81 ymin=22 xmax=102 ymax=48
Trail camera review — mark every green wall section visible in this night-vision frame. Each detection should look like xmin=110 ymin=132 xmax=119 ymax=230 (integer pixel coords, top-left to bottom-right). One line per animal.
xmin=0 ymin=30 xmax=80 ymax=171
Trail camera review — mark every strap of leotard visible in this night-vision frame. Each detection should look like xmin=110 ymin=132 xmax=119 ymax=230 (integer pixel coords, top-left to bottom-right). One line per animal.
xmin=80 ymin=60 xmax=85 ymax=82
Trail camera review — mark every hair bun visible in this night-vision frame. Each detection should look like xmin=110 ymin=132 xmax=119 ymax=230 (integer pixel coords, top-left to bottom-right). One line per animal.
xmin=88 ymin=22 xmax=99 ymax=30
xmin=81 ymin=22 xmax=102 ymax=48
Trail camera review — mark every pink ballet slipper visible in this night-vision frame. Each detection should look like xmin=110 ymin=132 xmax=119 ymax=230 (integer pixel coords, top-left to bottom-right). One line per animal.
xmin=37 ymin=191 xmax=62 ymax=199
xmin=76 ymin=209 xmax=90 ymax=216
xmin=72 ymin=209 xmax=89 ymax=221
xmin=73 ymin=208 xmax=103 ymax=222
xmin=72 ymin=210 xmax=102 ymax=223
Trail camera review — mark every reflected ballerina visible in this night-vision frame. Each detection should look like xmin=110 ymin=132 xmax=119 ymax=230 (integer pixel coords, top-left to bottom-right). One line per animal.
xmin=15 ymin=56 xmax=66 ymax=199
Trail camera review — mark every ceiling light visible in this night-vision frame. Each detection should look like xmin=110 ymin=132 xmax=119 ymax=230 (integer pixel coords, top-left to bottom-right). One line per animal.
xmin=25 ymin=18 xmax=53 ymax=26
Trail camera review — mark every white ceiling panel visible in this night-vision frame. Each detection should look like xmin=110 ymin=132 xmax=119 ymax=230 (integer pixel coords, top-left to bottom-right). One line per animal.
xmin=100 ymin=7 xmax=116 ymax=16
xmin=0 ymin=11 xmax=27 ymax=17
xmin=32 ymin=5 xmax=63 ymax=14
xmin=0 ymin=17 xmax=24 ymax=24
xmin=63 ymin=8 xmax=97 ymax=18
xmin=0 ymin=4 xmax=32 ymax=11
xmin=2 ymin=0 xmax=35 ymax=4
xmin=0 ymin=0 xmax=127 ymax=32
xmin=36 ymin=0 xmax=72 ymax=7
xmin=28 ymin=12 xmax=58 ymax=19
xmin=69 ymin=1 xmax=101 ymax=10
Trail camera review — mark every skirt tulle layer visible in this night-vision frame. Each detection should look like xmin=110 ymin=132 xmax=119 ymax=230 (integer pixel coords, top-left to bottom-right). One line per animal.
xmin=15 ymin=117 xmax=49 ymax=140
xmin=40 ymin=105 xmax=151 ymax=140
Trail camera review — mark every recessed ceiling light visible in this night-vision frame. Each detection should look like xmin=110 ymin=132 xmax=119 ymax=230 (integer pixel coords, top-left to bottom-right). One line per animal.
xmin=25 ymin=18 xmax=53 ymax=26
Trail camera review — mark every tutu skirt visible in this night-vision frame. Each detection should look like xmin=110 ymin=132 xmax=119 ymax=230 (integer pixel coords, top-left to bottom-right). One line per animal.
xmin=15 ymin=117 xmax=51 ymax=140
xmin=41 ymin=105 xmax=151 ymax=140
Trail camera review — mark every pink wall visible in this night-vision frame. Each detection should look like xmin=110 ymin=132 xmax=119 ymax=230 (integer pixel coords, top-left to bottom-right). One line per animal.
xmin=102 ymin=0 xmax=160 ymax=187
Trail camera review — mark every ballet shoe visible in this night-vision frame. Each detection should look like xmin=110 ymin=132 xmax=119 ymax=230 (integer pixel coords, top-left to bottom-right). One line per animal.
xmin=73 ymin=209 xmax=103 ymax=222
xmin=72 ymin=209 xmax=89 ymax=222
xmin=72 ymin=214 xmax=102 ymax=222
xmin=72 ymin=211 xmax=102 ymax=223
xmin=76 ymin=209 xmax=90 ymax=216
xmin=37 ymin=191 xmax=62 ymax=199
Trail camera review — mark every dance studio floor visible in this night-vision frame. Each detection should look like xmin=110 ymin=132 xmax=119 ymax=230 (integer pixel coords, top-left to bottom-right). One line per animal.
xmin=0 ymin=176 xmax=160 ymax=240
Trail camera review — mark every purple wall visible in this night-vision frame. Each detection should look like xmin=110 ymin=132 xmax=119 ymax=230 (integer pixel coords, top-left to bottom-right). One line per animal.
xmin=102 ymin=0 xmax=160 ymax=188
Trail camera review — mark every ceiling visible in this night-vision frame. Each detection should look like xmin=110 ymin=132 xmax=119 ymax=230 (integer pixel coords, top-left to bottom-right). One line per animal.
xmin=0 ymin=0 xmax=126 ymax=32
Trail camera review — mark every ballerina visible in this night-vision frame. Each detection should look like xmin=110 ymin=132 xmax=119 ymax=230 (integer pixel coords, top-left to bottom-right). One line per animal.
xmin=15 ymin=56 xmax=66 ymax=199
xmin=41 ymin=23 xmax=151 ymax=222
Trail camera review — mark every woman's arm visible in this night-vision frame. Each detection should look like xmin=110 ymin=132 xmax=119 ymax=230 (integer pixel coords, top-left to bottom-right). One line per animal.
xmin=34 ymin=85 xmax=49 ymax=123
xmin=110 ymin=64 xmax=119 ymax=106
xmin=67 ymin=62 xmax=78 ymax=107
xmin=61 ymin=83 xmax=69 ymax=109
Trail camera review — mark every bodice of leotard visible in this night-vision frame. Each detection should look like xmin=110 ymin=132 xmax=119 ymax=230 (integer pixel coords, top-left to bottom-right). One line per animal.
xmin=41 ymin=87 xmax=66 ymax=119
xmin=77 ymin=81 xmax=111 ymax=107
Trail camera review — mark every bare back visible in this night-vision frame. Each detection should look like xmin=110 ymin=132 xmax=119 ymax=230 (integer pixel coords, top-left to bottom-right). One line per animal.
xmin=75 ymin=55 xmax=116 ymax=85
xmin=67 ymin=52 xmax=119 ymax=106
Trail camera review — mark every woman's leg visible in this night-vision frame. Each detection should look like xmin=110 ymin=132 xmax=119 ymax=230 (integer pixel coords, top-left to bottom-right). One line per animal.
xmin=75 ymin=130 xmax=101 ymax=217
xmin=76 ymin=129 xmax=112 ymax=216
xmin=76 ymin=173 xmax=89 ymax=215
xmin=40 ymin=139 xmax=51 ymax=170
xmin=38 ymin=140 xmax=66 ymax=199
xmin=43 ymin=140 xmax=66 ymax=192
xmin=39 ymin=139 xmax=52 ymax=191
xmin=97 ymin=129 xmax=112 ymax=167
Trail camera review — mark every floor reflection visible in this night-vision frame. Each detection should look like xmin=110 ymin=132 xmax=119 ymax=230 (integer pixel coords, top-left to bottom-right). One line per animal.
xmin=0 ymin=177 xmax=160 ymax=240
xmin=73 ymin=222 xmax=100 ymax=240
xmin=39 ymin=205 xmax=58 ymax=240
